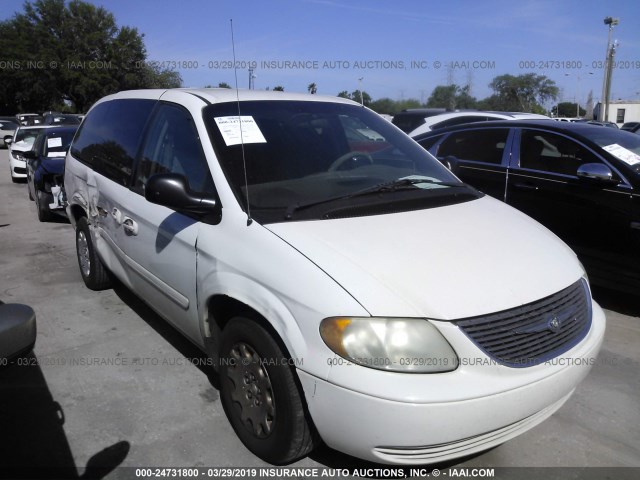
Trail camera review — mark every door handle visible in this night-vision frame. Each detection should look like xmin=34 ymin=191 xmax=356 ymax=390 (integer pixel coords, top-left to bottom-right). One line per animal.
xmin=122 ymin=217 xmax=139 ymax=236
xmin=111 ymin=207 xmax=124 ymax=224
xmin=513 ymin=182 xmax=539 ymax=191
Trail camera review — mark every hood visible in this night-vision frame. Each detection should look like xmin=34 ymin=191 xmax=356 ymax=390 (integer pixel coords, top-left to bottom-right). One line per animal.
xmin=266 ymin=196 xmax=583 ymax=320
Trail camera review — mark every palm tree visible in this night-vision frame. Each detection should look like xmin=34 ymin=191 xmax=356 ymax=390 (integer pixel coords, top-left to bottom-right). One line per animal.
xmin=307 ymin=83 xmax=317 ymax=94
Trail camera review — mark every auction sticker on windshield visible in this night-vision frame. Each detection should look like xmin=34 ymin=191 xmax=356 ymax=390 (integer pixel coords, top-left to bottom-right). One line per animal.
xmin=603 ymin=143 xmax=640 ymax=166
xmin=47 ymin=137 xmax=63 ymax=148
xmin=214 ymin=116 xmax=267 ymax=146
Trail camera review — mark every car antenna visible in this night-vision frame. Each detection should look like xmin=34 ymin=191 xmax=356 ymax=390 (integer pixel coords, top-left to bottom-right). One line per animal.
xmin=230 ymin=19 xmax=252 ymax=226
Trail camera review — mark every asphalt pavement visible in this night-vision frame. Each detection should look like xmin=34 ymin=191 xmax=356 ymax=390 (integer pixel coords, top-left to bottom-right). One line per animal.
xmin=0 ymin=148 xmax=638 ymax=479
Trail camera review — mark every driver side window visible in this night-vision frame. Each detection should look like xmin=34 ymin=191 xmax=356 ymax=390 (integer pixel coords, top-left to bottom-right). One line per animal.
xmin=518 ymin=130 xmax=611 ymax=177
xmin=135 ymin=104 xmax=214 ymax=193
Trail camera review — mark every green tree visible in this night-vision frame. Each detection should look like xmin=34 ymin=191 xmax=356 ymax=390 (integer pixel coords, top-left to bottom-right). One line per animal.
xmin=217 ymin=82 xmax=232 ymax=89
xmin=427 ymin=85 xmax=457 ymax=109
xmin=272 ymin=85 xmax=285 ymax=91
xmin=350 ymin=89 xmax=371 ymax=106
xmin=369 ymin=98 xmax=423 ymax=115
xmin=335 ymin=90 xmax=371 ymax=106
xmin=487 ymin=73 xmax=558 ymax=112
xmin=0 ymin=0 xmax=181 ymax=114
xmin=426 ymin=84 xmax=477 ymax=110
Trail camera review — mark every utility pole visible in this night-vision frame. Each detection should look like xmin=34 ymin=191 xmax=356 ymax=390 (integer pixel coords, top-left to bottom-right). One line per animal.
xmin=600 ymin=17 xmax=619 ymax=122
xmin=248 ymin=67 xmax=256 ymax=90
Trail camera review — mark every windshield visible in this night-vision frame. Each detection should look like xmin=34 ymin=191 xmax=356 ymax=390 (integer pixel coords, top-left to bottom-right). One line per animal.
xmin=14 ymin=127 xmax=46 ymax=148
xmin=589 ymin=128 xmax=640 ymax=153
xmin=586 ymin=128 xmax=640 ymax=174
xmin=41 ymin=129 xmax=77 ymax=158
xmin=204 ymin=101 xmax=477 ymax=223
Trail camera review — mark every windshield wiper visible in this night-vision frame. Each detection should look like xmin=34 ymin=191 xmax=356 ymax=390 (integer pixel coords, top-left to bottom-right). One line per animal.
xmin=284 ymin=177 xmax=465 ymax=219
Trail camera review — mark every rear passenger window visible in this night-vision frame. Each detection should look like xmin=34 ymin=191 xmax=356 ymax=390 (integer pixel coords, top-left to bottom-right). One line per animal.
xmin=437 ymin=129 xmax=509 ymax=165
xmin=134 ymin=103 xmax=213 ymax=193
xmin=71 ymin=99 xmax=155 ymax=185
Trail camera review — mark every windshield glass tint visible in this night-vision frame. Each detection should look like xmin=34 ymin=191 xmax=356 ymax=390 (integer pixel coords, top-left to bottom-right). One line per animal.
xmin=14 ymin=128 xmax=44 ymax=147
xmin=588 ymin=128 xmax=640 ymax=154
xmin=587 ymin=128 xmax=640 ymax=173
xmin=204 ymin=101 xmax=465 ymax=221
xmin=42 ymin=130 xmax=77 ymax=157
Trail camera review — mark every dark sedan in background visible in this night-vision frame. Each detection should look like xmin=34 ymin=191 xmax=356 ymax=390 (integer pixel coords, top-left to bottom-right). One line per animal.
xmin=415 ymin=120 xmax=640 ymax=293
xmin=24 ymin=126 xmax=78 ymax=221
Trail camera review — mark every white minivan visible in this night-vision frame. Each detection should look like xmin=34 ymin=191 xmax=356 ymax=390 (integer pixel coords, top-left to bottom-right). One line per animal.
xmin=64 ymin=89 xmax=605 ymax=465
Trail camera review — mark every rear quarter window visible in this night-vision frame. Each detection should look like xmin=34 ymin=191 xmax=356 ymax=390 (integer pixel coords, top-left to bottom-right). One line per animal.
xmin=71 ymin=99 xmax=156 ymax=185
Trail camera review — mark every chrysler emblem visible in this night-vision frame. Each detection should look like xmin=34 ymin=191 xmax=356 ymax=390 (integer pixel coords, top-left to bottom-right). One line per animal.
xmin=548 ymin=316 xmax=561 ymax=332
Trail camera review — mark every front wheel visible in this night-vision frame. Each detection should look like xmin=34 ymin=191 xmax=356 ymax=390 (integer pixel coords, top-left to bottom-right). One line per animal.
xmin=35 ymin=190 xmax=52 ymax=222
xmin=75 ymin=217 xmax=111 ymax=290
xmin=219 ymin=317 xmax=316 ymax=464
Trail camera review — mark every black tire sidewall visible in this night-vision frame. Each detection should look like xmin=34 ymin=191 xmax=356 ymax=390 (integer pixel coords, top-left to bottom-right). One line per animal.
xmin=36 ymin=190 xmax=51 ymax=221
xmin=75 ymin=217 xmax=110 ymax=290
xmin=219 ymin=317 xmax=307 ymax=464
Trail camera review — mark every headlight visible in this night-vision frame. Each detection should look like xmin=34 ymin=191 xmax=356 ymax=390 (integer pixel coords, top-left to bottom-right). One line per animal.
xmin=320 ymin=317 xmax=458 ymax=373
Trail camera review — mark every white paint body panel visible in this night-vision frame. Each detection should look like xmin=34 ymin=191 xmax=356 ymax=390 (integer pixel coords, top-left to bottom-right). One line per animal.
xmin=64 ymin=88 xmax=605 ymax=465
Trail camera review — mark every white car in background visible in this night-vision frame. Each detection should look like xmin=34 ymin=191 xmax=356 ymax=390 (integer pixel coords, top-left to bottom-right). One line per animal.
xmin=1 ymin=119 xmax=19 ymax=148
xmin=8 ymin=125 xmax=52 ymax=182
xmin=408 ymin=111 xmax=550 ymax=137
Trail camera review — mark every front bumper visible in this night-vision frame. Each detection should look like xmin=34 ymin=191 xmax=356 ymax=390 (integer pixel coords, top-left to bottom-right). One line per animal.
xmin=298 ymin=301 xmax=605 ymax=464
xmin=9 ymin=156 xmax=27 ymax=178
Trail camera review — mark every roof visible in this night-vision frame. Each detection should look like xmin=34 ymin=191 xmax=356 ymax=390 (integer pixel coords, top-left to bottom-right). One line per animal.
xmin=412 ymin=119 xmax=625 ymax=141
xmin=98 ymin=88 xmax=360 ymax=106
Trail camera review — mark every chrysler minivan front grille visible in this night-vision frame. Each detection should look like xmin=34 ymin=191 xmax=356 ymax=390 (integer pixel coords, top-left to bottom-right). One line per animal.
xmin=455 ymin=279 xmax=591 ymax=367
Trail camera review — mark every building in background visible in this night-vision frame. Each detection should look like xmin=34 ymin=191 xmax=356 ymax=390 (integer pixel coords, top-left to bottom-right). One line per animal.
xmin=594 ymin=100 xmax=640 ymax=126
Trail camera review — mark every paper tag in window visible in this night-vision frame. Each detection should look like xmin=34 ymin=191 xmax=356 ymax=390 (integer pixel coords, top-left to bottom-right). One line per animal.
xmin=47 ymin=137 xmax=63 ymax=148
xmin=602 ymin=143 xmax=640 ymax=166
xmin=214 ymin=116 xmax=267 ymax=146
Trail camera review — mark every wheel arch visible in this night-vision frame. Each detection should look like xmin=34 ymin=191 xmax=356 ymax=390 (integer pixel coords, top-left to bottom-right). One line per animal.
xmin=200 ymin=278 xmax=310 ymax=373
xmin=67 ymin=200 xmax=88 ymax=228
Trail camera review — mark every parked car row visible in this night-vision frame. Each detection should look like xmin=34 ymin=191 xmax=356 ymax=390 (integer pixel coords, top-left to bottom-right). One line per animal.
xmin=58 ymin=88 xmax=604 ymax=465
xmin=6 ymin=124 xmax=78 ymax=221
xmin=414 ymin=119 xmax=640 ymax=293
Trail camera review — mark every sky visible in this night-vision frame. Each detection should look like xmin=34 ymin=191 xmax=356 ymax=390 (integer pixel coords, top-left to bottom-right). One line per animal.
xmin=2 ymin=0 xmax=639 ymax=109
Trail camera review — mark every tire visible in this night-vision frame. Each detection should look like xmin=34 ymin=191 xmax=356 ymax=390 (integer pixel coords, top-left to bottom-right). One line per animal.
xmin=28 ymin=185 xmax=33 ymax=200
xmin=75 ymin=217 xmax=112 ymax=290
xmin=35 ymin=190 xmax=52 ymax=222
xmin=219 ymin=317 xmax=316 ymax=464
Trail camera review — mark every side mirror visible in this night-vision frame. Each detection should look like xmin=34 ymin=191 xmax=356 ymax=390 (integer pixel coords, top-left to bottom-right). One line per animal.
xmin=4 ymin=137 xmax=12 ymax=147
xmin=145 ymin=173 xmax=221 ymax=224
xmin=577 ymin=163 xmax=617 ymax=184
xmin=0 ymin=303 xmax=37 ymax=361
